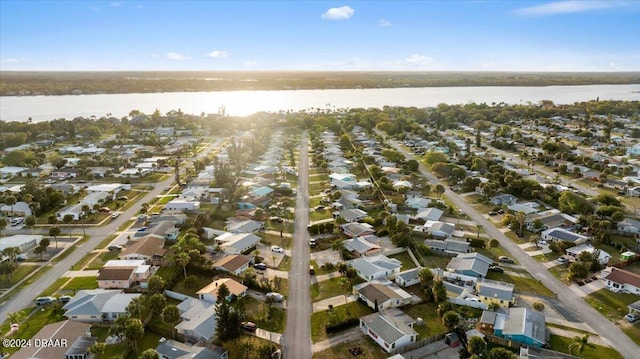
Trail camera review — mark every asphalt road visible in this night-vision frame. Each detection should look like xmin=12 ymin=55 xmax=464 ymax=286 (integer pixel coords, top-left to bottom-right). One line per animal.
xmin=0 ymin=139 xmax=222 ymax=324
xmin=283 ymin=131 xmax=312 ymax=359
xmin=384 ymin=135 xmax=640 ymax=359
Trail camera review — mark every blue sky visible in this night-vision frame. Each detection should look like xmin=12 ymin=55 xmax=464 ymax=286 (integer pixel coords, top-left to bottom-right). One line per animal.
xmin=1 ymin=1 xmax=639 ymax=71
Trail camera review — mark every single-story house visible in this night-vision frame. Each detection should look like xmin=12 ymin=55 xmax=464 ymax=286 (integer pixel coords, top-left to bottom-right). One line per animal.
xmin=490 ymin=194 xmax=518 ymax=206
xmin=215 ymin=232 xmax=261 ymax=254
xmin=395 ymin=268 xmax=421 ymax=287
xmin=413 ymin=207 xmax=444 ymax=222
xmin=426 ymin=221 xmax=456 ymax=239
xmin=0 ymin=201 xmax=32 ymax=217
xmin=341 ymin=222 xmax=375 ymax=238
xmin=0 ymin=166 xmax=27 ymax=178
xmin=359 ymin=312 xmax=418 ymax=353
xmin=164 ymin=199 xmax=200 ymax=212
xmin=338 ymin=208 xmax=369 ymax=223
xmin=343 ymin=236 xmax=382 ymax=257
xmin=119 ymin=236 xmax=167 ymax=262
xmin=348 ymin=254 xmax=402 ymax=281
xmin=475 ymin=279 xmax=516 ymax=308
xmin=507 ymin=202 xmax=540 ymax=215
xmin=97 ymin=267 xmax=137 ymax=289
xmin=225 ymin=219 xmax=264 ymax=233
xmin=353 ymin=279 xmax=413 ymax=310
xmin=213 ymin=255 xmax=252 ymax=276
xmin=155 ymin=339 xmax=229 ymax=359
xmin=11 ymin=320 xmax=93 ymax=359
xmin=601 ymin=267 xmax=640 ymax=295
xmin=175 ymin=298 xmax=218 ymax=343
xmin=62 ymin=289 xmax=142 ymax=322
xmin=424 ymin=238 xmax=471 ymax=256
xmin=446 ymin=252 xmax=493 ymax=278
xmin=617 ymin=218 xmax=640 ymax=234
xmin=197 ymin=278 xmax=247 ymax=303
xmin=56 ymin=203 xmax=85 ymax=221
xmin=565 ymin=244 xmax=611 ymax=265
xmin=0 ymin=234 xmax=41 ymax=253
xmin=525 ymin=210 xmax=579 ymax=232
xmin=405 ymin=197 xmax=430 ymax=210
xmin=80 ymin=191 xmax=110 ymax=207
xmin=540 ymin=228 xmax=589 ymax=245
xmin=479 ymin=308 xmax=547 ymax=347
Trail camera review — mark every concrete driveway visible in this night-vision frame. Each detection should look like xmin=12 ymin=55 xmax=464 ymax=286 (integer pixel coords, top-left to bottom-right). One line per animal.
xmin=310 ymin=248 xmax=342 ymax=267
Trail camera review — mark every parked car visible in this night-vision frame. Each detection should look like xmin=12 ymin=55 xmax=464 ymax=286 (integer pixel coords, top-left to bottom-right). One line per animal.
xmin=465 ymin=297 xmax=481 ymax=302
xmin=111 ymin=212 xmax=121 ymax=219
xmin=137 ymin=214 xmax=147 ymax=220
xmin=35 ymin=296 xmax=57 ymax=306
xmin=108 ymin=245 xmax=123 ymax=251
xmin=488 ymin=265 xmax=504 ymax=273
xmin=10 ymin=217 xmax=24 ymax=226
xmin=266 ymin=292 xmax=285 ymax=302
xmin=137 ymin=227 xmax=148 ymax=232
xmin=241 ymin=321 xmax=257 ymax=331
xmin=499 ymin=256 xmax=514 ymax=264
xmin=269 ymin=216 xmax=283 ymax=223
xmin=99 ymin=207 xmax=111 ymax=212
xmin=58 ymin=295 xmax=72 ymax=304
xmin=557 ymin=256 xmax=569 ymax=263
xmin=118 ymin=196 xmax=129 ymax=201
xmin=488 ymin=211 xmax=498 ymax=216
xmin=309 ymin=238 xmax=317 ymax=246
xmin=271 ymin=245 xmax=284 ymax=253
xmin=624 ymin=313 xmax=639 ymax=323
xmin=254 ymin=263 xmax=267 ymax=270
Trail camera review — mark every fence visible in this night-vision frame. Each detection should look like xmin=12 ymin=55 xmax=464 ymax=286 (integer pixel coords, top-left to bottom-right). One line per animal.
xmin=390 ymin=333 xmax=446 ymax=355
xmin=485 ymin=334 xmax=524 ymax=351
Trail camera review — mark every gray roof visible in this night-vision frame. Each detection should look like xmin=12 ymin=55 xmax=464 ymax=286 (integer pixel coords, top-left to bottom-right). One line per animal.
xmin=396 ymin=268 xmax=420 ymax=282
xmin=414 ymin=207 xmax=444 ymax=221
xmin=349 ymin=255 xmax=402 ymax=279
xmin=480 ymin=310 xmax=498 ymax=325
xmin=176 ymin=300 xmax=218 ymax=341
xmin=65 ymin=336 xmax=97 ymax=355
xmin=361 ymin=312 xmax=417 ymax=344
xmin=428 ymin=222 xmax=455 ymax=235
xmin=226 ymin=219 xmax=263 ymax=233
xmin=63 ymin=289 xmax=141 ymax=317
xmin=155 ymin=339 xmax=226 ymax=359
xmin=424 ymin=239 xmax=470 ymax=254
xmin=446 ymin=252 xmax=493 ymax=277
xmin=546 ymin=229 xmax=582 ymax=242
xmin=340 ymin=208 xmax=368 ymax=222
xmin=477 ymin=279 xmax=515 ymax=302
xmin=503 ymin=307 xmax=546 ymax=344
xmin=344 ymin=236 xmax=381 ymax=255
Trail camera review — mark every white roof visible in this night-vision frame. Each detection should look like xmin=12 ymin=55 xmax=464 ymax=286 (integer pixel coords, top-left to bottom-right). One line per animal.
xmin=0 ymin=235 xmax=42 ymax=252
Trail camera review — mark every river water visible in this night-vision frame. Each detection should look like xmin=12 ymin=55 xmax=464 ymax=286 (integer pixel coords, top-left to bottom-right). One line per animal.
xmin=1 ymin=84 xmax=638 ymax=122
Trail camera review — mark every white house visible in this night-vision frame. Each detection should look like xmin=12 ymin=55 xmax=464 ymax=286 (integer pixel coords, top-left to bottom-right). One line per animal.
xmin=0 ymin=166 xmax=27 ymax=178
xmin=0 ymin=201 xmax=32 ymax=217
xmin=353 ymin=279 xmax=413 ymax=310
xmin=164 ymin=199 xmax=200 ymax=212
xmin=212 ymin=255 xmax=252 ymax=276
xmin=617 ymin=218 xmax=640 ymax=234
xmin=215 ymin=232 xmax=261 ymax=254
xmin=0 ymin=234 xmax=41 ymax=254
xmin=62 ymin=289 xmax=141 ymax=322
xmin=348 ymin=254 xmax=402 ymax=281
xmin=540 ymin=228 xmax=589 ymax=244
xmin=601 ymin=267 xmax=640 ymax=295
xmin=56 ymin=203 xmax=84 ymax=221
xmin=565 ymin=244 xmax=611 ymax=265
xmin=360 ymin=312 xmax=417 ymax=353
xmin=196 ymin=278 xmax=247 ymax=304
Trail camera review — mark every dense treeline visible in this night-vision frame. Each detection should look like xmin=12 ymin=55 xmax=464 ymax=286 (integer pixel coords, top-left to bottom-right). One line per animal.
xmin=2 ymin=71 xmax=639 ymax=96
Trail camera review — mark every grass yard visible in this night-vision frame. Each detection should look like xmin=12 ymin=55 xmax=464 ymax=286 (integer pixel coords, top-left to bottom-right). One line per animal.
xmin=311 ymin=301 xmax=373 ymax=343
xmin=403 ymin=302 xmax=448 ymax=338
xmin=309 ymin=210 xmax=333 ymax=222
xmin=277 ymin=255 xmax=292 ymax=271
xmin=389 ymin=251 xmax=417 ymax=270
xmin=171 ymin=273 xmax=212 ymax=297
xmin=0 ymin=307 xmax=66 ymax=357
xmin=40 ymin=277 xmax=71 ymax=297
xmin=86 ymin=250 xmax=121 ymax=270
xmin=485 ymin=271 xmax=554 ymax=297
xmin=243 ymin=297 xmax=287 ymax=333
xmin=621 ymin=324 xmax=640 ymax=347
xmin=311 ymin=277 xmax=352 ymax=302
xmin=309 ymin=196 xmax=329 ymax=208
xmin=312 ymin=336 xmax=387 ymax=359
xmin=583 ymin=289 xmax=639 ymax=321
xmin=71 ymin=251 xmax=98 ymax=270
xmin=548 ymin=334 xmax=623 ymax=359
xmin=261 ymin=232 xmax=292 ymax=249
xmin=222 ymin=336 xmax=280 ymax=359
xmin=0 ymin=264 xmax=39 ymax=288
xmin=309 ymin=181 xmax=330 ymax=194
xmin=62 ymin=276 xmax=98 ymax=291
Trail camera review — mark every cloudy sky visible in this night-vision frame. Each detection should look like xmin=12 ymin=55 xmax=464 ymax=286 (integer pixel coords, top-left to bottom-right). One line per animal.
xmin=1 ymin=1 xmax=639 ymax=71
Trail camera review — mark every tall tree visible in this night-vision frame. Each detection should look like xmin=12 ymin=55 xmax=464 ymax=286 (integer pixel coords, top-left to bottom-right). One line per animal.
xmin=442 ymin=311 xmax=460 ymax=332
xmin=49 ymin=226 xmax=61 ymax=248
xmin=161 ymin=304 xmax=181 ymax=339
xmin=338 ymin=277 xmax=351 ymax=304
xmin=488 ymin=347 xmax=516 ymax=359
xmin=215 ymin=284 xmax=232 ymax=342
xmin=124 ymin=318 xmax=145 ymax=355
xmin=467 ymin=336 xmax=487 ymax=357
xmin=418 ymin=268 xmax=434 ymax=301
xmin=569 ymin=334 xmax=591 ymax=356
xmin=432 ymin=280 xmax=447 ymax=304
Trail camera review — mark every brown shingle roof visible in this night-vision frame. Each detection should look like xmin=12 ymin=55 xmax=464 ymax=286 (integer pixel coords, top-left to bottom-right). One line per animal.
xmin=121 ymin=236 xmax=166 ymax=258
xmin=604 ymin=267 xmax=640 ymax=288
xmin=213 ymin=254 xmax=251 ymax=272
xmin=358 ymin=283 xmax=402 ymax=305
xmin=98 ymin=266 xmax=135 ymax=281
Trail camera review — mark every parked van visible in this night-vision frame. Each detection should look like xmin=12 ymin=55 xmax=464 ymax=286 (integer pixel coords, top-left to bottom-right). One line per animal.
xmin=35 ymin=296 xmax=57 ymax=306
xmin=309 ymin=265 xmax=315 ymax=275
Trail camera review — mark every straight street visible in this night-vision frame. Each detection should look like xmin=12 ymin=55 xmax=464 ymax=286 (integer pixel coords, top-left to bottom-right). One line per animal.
xmin=0 ymin=139 xmax=222 ymax=324
xmin=283 ymin=131 xmax=312 ymax=359
xmin=384 ymin=135 xmax=640 ymax=359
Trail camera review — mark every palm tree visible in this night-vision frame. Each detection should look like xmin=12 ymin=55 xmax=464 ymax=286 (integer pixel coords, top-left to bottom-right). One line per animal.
xmin=161 ymin=304 xmax=181 ymax=339
xmin=49 ymin=226 xmax=61 ymax=248
xmin=5 ymin=195 xmax=16 ymax=216
xmin=569 ymin=334 xmax=591 ymax=356
xmin=6 ymin=311 xmax=26 ymax=326
xmin=175 ymin=252 xmax=191 ymax=279
xmin=338 ymin=277 xmax=351 ymax=304
xmin=435 ymin=184 xmax=445 ymax=199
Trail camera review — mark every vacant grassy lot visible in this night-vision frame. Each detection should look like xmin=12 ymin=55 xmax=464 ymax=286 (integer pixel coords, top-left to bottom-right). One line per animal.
xmin=243 ymin=296 xmax=287 ymax=333
xmin=549 ymin=334 xmax=623 ymax=359
xmin=311 ymin=301 xmax=373 ymax=343
xmin=312 ymin=336 xmax=387 ymax=359
xmin=389 ymin=251 xmax=417 ymax=270
xmin=311 ymin=277 xmax=358 ymax=302
xmin=86 ymin=250 xmax=120 ymax=270
xmin=0 ymin=264 xmax=39 ymax=288
xmin=403 ymin=302 xmax=447 ymax=338
xmin=584 ymin=289 xmax=638 ymax=321
xmin=485 ymin=271 xmax=554 ymax=297
xmin=62 ymin=276 xmax=98 ymax=291
xmin=309 ymin=209 xmax=333 ymax=222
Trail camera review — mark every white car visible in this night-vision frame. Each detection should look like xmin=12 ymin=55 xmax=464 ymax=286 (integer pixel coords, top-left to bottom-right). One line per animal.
xmin=266 ymin=292 xmax=285 ymax=302
xmin=538 ymin=240 xmax=548 ymax=245
xmin=271 ymin=245 xmax=284 ymax=253
xmin=111 ymin=212 xmax=120 ymax=219
xmin=465 ymin=297 xmax=481 ymax=303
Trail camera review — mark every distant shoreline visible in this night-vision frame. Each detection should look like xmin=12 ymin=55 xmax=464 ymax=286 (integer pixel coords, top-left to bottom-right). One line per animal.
xmin=2 ymin=71 xmax=639 ymax=97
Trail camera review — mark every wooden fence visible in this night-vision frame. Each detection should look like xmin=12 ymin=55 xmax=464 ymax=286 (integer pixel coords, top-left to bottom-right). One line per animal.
xmin=390 ymin=332 xmax=446 ymax=355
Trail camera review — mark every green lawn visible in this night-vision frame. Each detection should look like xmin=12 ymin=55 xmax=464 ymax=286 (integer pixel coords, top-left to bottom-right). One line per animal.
xmin=261 ymin=232 xmax=292 ymax=249
xmin=71 ymin=251 xmax=98 ymax=270
xmin=62 ymin=276 xmax=98 ymax=291
xmin=243 ymin=297 xmax=287 ymax=333
xmin=171 ymin=273 xmax=212 ymax=297
xmin=403 ymin=302 xmax=448 ymax=338
xmin=311 ymin=277 xmax=352 ymax=302
xmin=548 ymin=334 xmax=623 ymax=359
xmin=389 ymin=251 xmax=417 ymax=270
xmin=0 ymin=307 xmax=66 ymax=357
xmin=311 ymin=301 xmax=373 ymax=343
xmin=222 ymin=336 xmax=281 ymax=359
xmin=40 ymin=277 xmax=71 ymax=297
xmin=0 ymin=264 xmax=39 ymax=288
xmin=277 ymin=256 xmax=291 ymax=271
xmin=312 ymin=337 xmax=387 ymax=359
xmin=485 ymin=271 xmax=554 ymax=297
xmin=86 ymin=251 xmax=120 ymax=270
xmin=583 ymin=289 xmax=639 ymax=321
xmin=309 ymin=210 xmax=333 ymax=222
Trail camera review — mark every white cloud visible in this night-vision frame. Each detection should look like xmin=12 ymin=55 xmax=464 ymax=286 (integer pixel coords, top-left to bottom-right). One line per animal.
xmin=110 ymin=2 xmax=121 ymax=7
xmin=2 ymin=58 xmax=20 ymax=64
xmin=609 ymin=62 xmax=619 ymax=69
xmin=205 ymin=50 xmax=230 ymax=59
xmin=243 ymin=60 xmax=258 ymax=67
xmin=166 ymin=52 xmax=189 ymax=61
xmin=321 ymin=6 xmax=354 ymax=20
xmin=378 ymin=19 xmax=392 ymax=27
xmin=405 ymin=54 xmax=433 ymax=65
xmin=515 ymin=1 xmax=631 ymax=16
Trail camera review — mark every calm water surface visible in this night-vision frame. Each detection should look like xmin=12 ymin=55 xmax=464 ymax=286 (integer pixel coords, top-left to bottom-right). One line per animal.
xmin=1 ymin=85 xmax=639 ymax=122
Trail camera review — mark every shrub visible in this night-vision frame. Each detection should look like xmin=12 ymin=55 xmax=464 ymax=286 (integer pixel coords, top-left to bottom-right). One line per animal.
xmin=325 ymin=317 xmax=359 ymax=334
xmin=533 ymin=302 xmax=545 ymax=311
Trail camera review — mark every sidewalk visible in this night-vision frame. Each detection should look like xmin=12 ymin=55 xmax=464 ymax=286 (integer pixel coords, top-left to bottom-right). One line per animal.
xmin=254 ymin=328 xmax=283 ymax=345
xmin=63 ymin=270 xmax=100 ymax=278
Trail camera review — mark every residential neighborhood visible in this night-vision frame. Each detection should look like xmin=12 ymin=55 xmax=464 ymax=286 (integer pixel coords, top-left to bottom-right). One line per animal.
xmin=1 ymin=101 xmax=640 ymax=359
